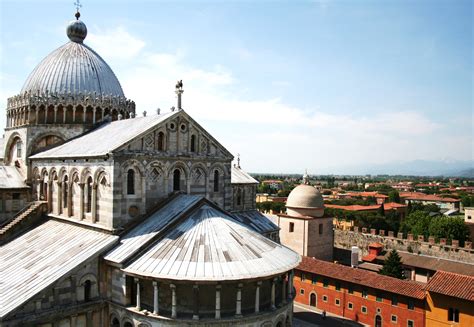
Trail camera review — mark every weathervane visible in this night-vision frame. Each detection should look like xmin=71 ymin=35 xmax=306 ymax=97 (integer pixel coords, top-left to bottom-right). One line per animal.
xmin=237 ymin=153 xmax=241 ymax=168
xmin=74 ymin=0 xmax=82 ymax=19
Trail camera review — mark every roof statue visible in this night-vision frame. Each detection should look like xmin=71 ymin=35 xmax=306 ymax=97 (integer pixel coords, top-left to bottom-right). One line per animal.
xmin=175 ymin=79 xmax=184 ymax=109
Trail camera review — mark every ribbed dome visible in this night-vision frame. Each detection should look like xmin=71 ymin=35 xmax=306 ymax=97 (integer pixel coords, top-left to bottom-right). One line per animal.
xmin=20 ymin=17 xmax=124 ymax=98
xmin=286 ymin=184 xmax=324 ymax=209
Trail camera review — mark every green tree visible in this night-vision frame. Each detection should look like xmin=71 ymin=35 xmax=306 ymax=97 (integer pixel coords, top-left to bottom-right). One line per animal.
xmin=428 ymin=216 xmax=470 ymax=246
xmin=400 ymin=210 xmax=431 ymax=238
xmin=379 ymin=249 xmax=404 ymax=279
xmin=388 ymin=190 xmax=401 ymax=203
xmin=378 ymin=203 xmax=385 ymax=216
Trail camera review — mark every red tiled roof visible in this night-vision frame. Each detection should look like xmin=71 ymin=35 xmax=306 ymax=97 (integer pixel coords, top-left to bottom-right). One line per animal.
xmin=369 ymin=242 xmax=383 ymax=248
xmin=400 ymin=192 xmax=459 ymax=203
xmin=362 ymin=253 xmax=377 ymax=262
xmin=297 ymin=256 xmax=425 ymax=299
xmin=325 ymin=202 xmax=406 ymax=212
xmin=426 ymin=271 xmax=474 ymax=301
xmin=383 ymin=202 xmax=407 ymax=210
xmin=347 ymin=192 xmax=388 ymax=198
xmin=325 ymin=204 xmax=380 ymax=211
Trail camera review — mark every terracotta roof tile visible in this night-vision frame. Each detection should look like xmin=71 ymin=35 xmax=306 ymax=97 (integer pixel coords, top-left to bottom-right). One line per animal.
xmin=426 ymin=271 xmax=474 ymax=301
xmin=297 ymin=256 xmax=425 ymax=299
xmin=325 ymin=202 xmax=406 ymax=212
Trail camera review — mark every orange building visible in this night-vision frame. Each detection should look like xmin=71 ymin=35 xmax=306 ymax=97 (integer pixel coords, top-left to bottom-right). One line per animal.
xmin=294 ymin=257 xmax=426 ymax=327
xmin=425 ymin=271 xmax=474 ymax=326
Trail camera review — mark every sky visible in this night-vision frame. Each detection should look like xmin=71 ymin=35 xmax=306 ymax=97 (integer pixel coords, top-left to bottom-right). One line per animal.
xmin=0 ymin=0 xmax=472 ymax=174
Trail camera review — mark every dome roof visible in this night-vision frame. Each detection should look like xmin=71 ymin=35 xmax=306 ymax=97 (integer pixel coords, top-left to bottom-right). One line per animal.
xmin=20 ymin=15 xmax=125 ymax=98
xmin=286 ymin=184 xmax=324 ymax=209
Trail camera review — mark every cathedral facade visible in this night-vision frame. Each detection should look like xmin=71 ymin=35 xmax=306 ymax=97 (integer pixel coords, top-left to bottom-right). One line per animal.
xmin=0 ymin=11 xmax=297 ymax=327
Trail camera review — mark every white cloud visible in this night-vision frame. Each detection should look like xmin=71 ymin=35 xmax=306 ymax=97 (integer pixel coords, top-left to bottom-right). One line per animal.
xmin=1 ymin=24 xmax=469 ymax=173
xmin=88 ymin=25 xmax=466 ymax=173
xmin=87 ymin=26 xmax=145 ymax=60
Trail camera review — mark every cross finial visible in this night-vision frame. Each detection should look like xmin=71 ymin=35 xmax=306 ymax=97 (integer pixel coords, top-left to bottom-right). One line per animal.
xmin=74 ymin=0 xmax=82 ymax=19
xmin=237 ymin=153 xmax=241 ymax=168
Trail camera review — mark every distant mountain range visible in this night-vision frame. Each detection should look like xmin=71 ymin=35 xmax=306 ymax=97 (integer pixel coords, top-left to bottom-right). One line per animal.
xmin=331 ymin=160 xmax=474 ymax=177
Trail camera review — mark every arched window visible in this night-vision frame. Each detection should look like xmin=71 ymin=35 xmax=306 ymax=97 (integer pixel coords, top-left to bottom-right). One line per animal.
xmin=63 ymin=176 xmax=69 ymax=208
xmin=16 ymin=140 xmax=22 ymax=157
xmin=84 ymin=280 xmax=91 ymax=301
xmin=111 ymin=318 xmax=120 ymax=327
xmin=213 ymin=170 xmax=219 ymax=192
xmin=157 ymin=132 xmax=165 ymax=151
xmin=86 ymin=176 xmax=93 ymax=213
xmin=190 ymin=135 xmax=196 ymax=152
xmin=127 ymin=169 xmax=135 ymax=195
xmin=173 ymin=169 xmax=181 ymax=191
xmin=237 ymin=188 xmax=242 ymax=206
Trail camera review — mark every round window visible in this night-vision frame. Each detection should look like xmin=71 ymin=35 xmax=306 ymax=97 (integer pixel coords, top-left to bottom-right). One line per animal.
xmin=169 ymin=123 xmax=175 ymax=130
xmin=180 ymin=124 xmax=186 ymax=131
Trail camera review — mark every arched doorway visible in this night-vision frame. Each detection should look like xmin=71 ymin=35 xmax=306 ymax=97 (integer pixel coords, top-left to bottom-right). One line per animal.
xmin=110 ymin=317 xmax=119 ymax=327
xmin=375 ymin=315 xmax=382 ymax=327
xmin=310 ymin=293 xmax=317 ymax=307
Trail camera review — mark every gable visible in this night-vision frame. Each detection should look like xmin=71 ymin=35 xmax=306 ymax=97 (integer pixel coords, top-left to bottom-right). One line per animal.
xmin=115 ymin=110 xmax=233 ymax=160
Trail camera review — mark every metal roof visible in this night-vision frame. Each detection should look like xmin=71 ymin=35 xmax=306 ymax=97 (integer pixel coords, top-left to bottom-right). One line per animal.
xmin=231 ymin=165 xmax=258 ymax=184
xmin=30 ymin=111 xmax=177 ymax=159
xmin=231 ymin=210 xmax=279 ymax=234
xmin=21 ymin=41 xmax=125 ymax=98
xmin=0 ymin=219 xmax=118 ymax=318
xmin=123 ymin=204 xmax=300 ymax=281
xmin=105 ymin=195 xmax=202 ymax=264
xmin=0 ymin=165 xmax=28 ymax=189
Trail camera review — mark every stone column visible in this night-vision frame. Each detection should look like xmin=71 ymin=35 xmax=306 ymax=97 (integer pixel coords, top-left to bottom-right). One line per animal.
xmin=153 ymin=281 xmax=159 ymax=315
xmin=288 ymin=270 xmax=294 ymax=299
xmin=93 ymin=108 xmax=96 ymax=124
xmin=86 ymin=311 xmax=92 ymax=327
xmin=193 ymin=284 xmax=199 ymax=320
xmin=35 ymin=108 xmax=39 ymax=125
xmin=73 ymin=107 xmax=76 ymax=123
xmin=255 ymin=281 xmax=261 ymax=313
xmin=67 ymin=183 xmax=73 ymax=217
xmin=281 ymin=274 xmax=287 ymax=305
xmin=91 ymin=183 xmax=98 ymax=223
xmin=79 ymin=183 xmax=85 ymax=220
xmin=54 ymin=107 xmax=58 ymax=123
xmin=170 ymin=284 xmax=177 ymax=318
xmin=271 ymin=278 xmax=276 ymax=310
xmin=135 ymin=278 xmax=141 ymax=311
xmin=70 ymin=274 xmax=77 ymax=304
xmin=235 ymin=283 xmax=243 ymax=317
xmin=215 ymin=284 xmax=221 ymax=319
xmin=47 ymin=181 xmax=53 ymax=213
xmin=56 ymin=181 xmax=62 ymax=213
xmin=63 ymin=107 xmax=67 ymax=123
xmin=71 ymin=315 xmax=77 ymax=327
xmin=83 ymin=107 xmax=87 ymax=123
